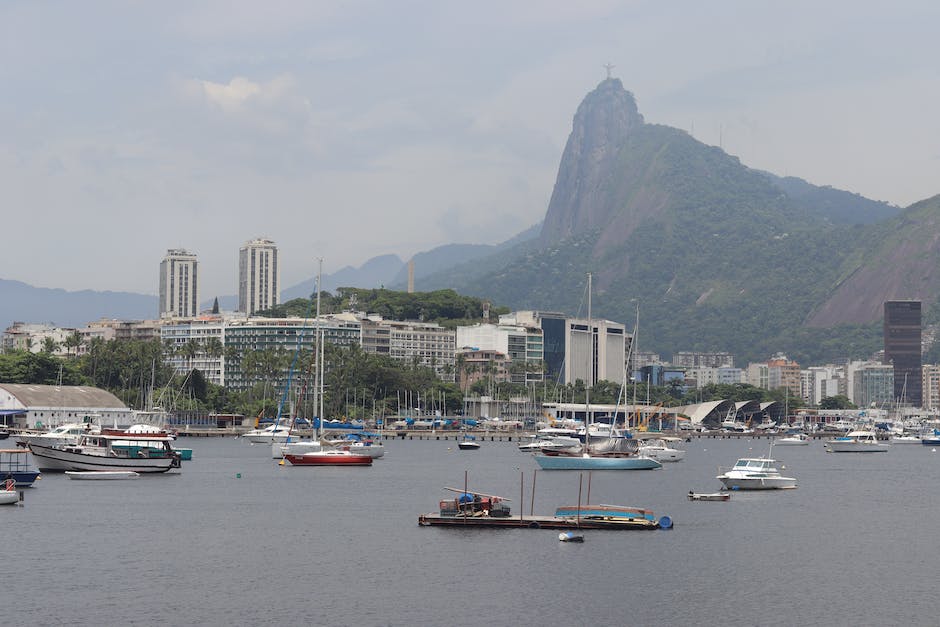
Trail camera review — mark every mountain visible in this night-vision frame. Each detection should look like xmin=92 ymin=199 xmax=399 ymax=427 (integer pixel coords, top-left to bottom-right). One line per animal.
xmin=759 ymin=172 xmax=900 ymax=225
xmin=0 ymin=279 xmax=157 ymax=330
xmin=387 ymin=223 xmax=542 ymax=289
xmin=416 ymin=78 xmax=936 ymax=364
xmin=281 ymin=254 xmax=405 ymax=301
xmin=807 ymin=194 xmax=940 ymax=326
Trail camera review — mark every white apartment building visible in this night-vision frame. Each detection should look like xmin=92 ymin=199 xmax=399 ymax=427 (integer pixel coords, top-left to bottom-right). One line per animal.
xmin=1 ymin=322 xmax=76 ymax=356
xmin=565 ymin=317 xmax=627 ymax=386
xmin=688 ymin=366 xmax=744 ymax=387
xmin=238 ymin=238 xmax=280 ymax=315
xmin=159 ymin=249 xmax=200 ymax=319
xmin=801 ymin=366 xmax=843 ymax=405
xmin=360 ymin=317 xmax=455 ymax=382
xmin=922 ymin=364 xmax=940 ymax=411
xmin=456 ymin=322 xmax=544 ymax=384
xmin=160 ymin=317 xmax=227 ymax=386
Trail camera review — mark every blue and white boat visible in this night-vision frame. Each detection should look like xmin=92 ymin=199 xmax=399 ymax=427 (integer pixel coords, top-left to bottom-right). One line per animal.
xmin=0 ymin=448 xmax=41 ymax=487
xmin=534 ymin=452 xmax=661 ymax=470
xmin=826 ymin=430 xmax=889 ymax=452
xmin=920 ymin=429 xmax=940 ymax=446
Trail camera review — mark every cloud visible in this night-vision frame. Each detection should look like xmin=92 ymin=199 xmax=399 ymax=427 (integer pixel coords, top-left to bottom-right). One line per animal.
xmin=199 ymin=76 xmax=262 ymax=112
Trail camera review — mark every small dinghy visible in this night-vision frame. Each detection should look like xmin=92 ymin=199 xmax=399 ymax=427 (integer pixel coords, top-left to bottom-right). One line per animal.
xmin=65 ymin=471 xmax=140 ymax=480
xmin=558 ymin=531 xmax=584 ymax=542
xmin=0 ymin=478 xmax=20 ymax=505
xmin=688 ymin=491 xmax=730 ymax=501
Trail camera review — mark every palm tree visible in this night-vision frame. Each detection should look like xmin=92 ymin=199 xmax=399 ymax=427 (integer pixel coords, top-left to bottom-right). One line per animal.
xmin=63 ymin=330 xmax=84 ymax=358
xmin=41 ymin=336 xmax=59 ymax=354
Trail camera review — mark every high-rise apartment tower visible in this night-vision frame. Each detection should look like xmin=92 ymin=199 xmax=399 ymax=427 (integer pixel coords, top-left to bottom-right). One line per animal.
xmin=159 ymin=249 xmax=200 ymax=319
xmin=238 ymin=238 xmax=280 ymax=315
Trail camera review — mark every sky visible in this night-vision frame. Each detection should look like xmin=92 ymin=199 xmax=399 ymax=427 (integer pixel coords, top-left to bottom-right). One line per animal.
xmin=2 ymin=1 xmax=939 ymax=299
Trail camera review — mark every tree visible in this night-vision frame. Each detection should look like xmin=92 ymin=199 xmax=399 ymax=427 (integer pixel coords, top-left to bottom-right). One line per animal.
xmin=819 ymin=395 xmax=856 ymax=410
xmin=63 ymin=331 xmax=84 ymax=358
xmin=40 ymin=336 xmax=59 ymax=354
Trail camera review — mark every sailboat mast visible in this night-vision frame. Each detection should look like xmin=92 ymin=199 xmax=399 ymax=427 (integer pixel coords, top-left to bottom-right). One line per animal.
xmin=313 ymin=258 xmax=323 ymax=438
xmin=585 ymin=273 xmax=592 ymax=450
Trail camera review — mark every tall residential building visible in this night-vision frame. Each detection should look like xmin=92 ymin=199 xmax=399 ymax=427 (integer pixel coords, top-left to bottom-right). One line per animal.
xmin=883 ymin=300 xmax=922 ymax=407
xmin=922 ymin=365 xmax=940 ymax=411
xmin=159 ymin=249 xmax=199 ymax=319
xmin=672 ymin=351 xmax=734 ymax=368
xmin=767 ymin=354 xmax=801 ymax=398
xmin=238 ymin=238 xmax=280 ymax=315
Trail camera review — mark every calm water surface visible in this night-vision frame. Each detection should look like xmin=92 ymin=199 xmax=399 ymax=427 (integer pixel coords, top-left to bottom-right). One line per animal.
xmin=5 ymin=435 xmax=939 ymax=626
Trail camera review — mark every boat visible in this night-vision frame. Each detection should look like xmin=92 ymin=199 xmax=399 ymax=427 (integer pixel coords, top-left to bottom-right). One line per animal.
xmin=100 ymin=427 xmax=192 ymax=461
xmin=457 ymin=434 xmax=481 ymax=450
xmin=716 ymin=456 xmax=797 ymax=490
xmin=322 ymin=433 xmax=386 ymax=458
xmin=553 ymin=504 xmax=663 ymax=529
xmin=826 ymin=430 xmax=889 ymax=452
xmin=242 ymin=423 xmax=294 ymax=444
xmin=921 ymin=429 xmax=940 ymax=446
xmin=65 ymin=471 xmax=140 ymax=480
xmin=0 ymin=447 xmax=41 ymax=486
xmin=274 ymin=438 xmax=324 ymax=459
xmin=284 ymin=449 xmax=373 ymax=466
xmin=16 ymin=422 xmax=98 ymax=448
xmin=558 ymin=531 xmax=585 ymax=542
xmin=28 ymin=433 xmax=182 ymax=473
xmin=891 ymin=434 xmax=922 ymax=444
xmin=0 ymin=478 xmax=19 ymax=505
xmin=637 ymin=437 xmax=685 ymax=462
xmin=776 ymin=432 xmax=811 ymax=446
xmin=533 ymin=274 xmax=661 ymax=471
xmin=688 ymin=491 xmax=730 ymax=501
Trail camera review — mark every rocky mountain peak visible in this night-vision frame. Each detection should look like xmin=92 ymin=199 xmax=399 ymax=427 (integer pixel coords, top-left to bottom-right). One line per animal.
xmin=540 ymin=78 xmax=644 ymax=243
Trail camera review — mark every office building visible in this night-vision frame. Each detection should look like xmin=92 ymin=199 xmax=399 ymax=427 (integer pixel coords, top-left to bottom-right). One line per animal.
xmin=883 ymin=300 xmax=922 ymax=407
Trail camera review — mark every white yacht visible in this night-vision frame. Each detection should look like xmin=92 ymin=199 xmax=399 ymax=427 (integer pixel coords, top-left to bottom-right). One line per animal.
xmin=776 ymin=433 xmax=810 ymax=446
xmin=826 ymin=430 xmax=889 ymax=453
xmin=637 ymin=437 xmax=685 ymax=462
xmin=717 ymin=457 xmax=797 ymax=490
xmin=242 ymin=423 xmax=293 ymax=444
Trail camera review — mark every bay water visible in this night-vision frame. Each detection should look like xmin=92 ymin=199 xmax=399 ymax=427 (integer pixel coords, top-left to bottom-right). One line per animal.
xmin=5 ymin=435 xmax=938 ymax=626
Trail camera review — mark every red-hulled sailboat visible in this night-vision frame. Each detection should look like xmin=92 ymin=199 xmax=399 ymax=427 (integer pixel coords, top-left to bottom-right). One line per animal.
xmin=284 ymin=449 xmax=373 ymax=466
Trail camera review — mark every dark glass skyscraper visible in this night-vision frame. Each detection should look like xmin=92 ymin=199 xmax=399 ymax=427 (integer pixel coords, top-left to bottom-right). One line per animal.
xmin=883 ymin=300 xmax=922 ymax=407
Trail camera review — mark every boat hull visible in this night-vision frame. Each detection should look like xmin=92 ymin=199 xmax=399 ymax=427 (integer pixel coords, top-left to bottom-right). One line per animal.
xmin=0 ymin=491 xmax=19 ymax=505
xmin=65 ymin=471 xmax=140 ymax=480
xmin=534 ymin=454 xmax=661 ymax=470
xmin=28 ymin=443 xmax=178 ymax=473
xmin=826 ymin=442 xmax=889 ymax=452
xmin=718 ymin=476 xmax=797 ymax=490
xmin=457 ymin=442 xmax=481 ymax=450
xmin=688 ymin=492 xmax=730 ymax=501
xmin=284 ymin=453 xmax=372 ymax=466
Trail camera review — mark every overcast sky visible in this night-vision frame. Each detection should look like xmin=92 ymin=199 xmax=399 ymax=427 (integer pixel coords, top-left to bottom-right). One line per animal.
xmin=3 ymin=1 xmax=938 ymax=298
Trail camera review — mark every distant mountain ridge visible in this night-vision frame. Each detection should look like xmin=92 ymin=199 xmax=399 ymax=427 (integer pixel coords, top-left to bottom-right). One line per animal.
xmin=0 ymin=279 xmax=158 ymax=329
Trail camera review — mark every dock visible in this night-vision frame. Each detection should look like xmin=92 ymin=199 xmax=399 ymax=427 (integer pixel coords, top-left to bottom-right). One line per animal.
xmin=417 ymin=513 xmax=660 ymax=530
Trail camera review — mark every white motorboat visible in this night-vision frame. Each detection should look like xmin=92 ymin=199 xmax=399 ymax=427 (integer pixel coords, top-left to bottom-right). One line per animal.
xmin=65 ymin=471 xmax=140 ymax=480
xmin=717 ymin=457 xmax=797 ymax=490
xmin=457 ymin=435 xmax=481 ymax=450
xmin=28 ymin=433 xmax=182 ymax=473
xmin=16 ymin=422 xmax=98 ymax=448
xmin=826 ymin=431 xmax=889 ymax=453
xmin=242 ymin=423 xmax=293 ymax=444
xmin=637 ymin=438 xmax=685 ymax=462
xmin=776 ymin=433 xmax=811 ymax=446
xmin=891 ymin=434 xmax=922 ymax=445
xmin=688 ymin=491 xmax=730 ymax=501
